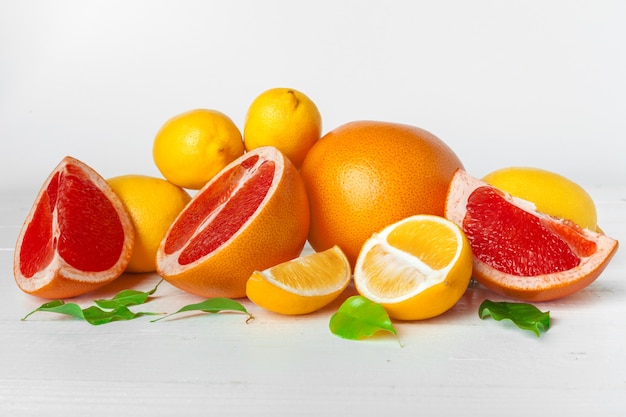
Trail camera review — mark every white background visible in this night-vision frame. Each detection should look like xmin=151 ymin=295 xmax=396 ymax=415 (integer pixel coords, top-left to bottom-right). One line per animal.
xmin=1 ymin=0 xmax=625 ymax=191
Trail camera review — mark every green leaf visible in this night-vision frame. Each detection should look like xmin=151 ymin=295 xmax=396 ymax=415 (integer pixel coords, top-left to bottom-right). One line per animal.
xmin=21 ymin=300 xmax=160 ymax=325
xmin=81 ymin=305 xmax=160 ymax=325
xmin=478 ymin=299 xmax=551 ymax=337
xmin=329 ymin=296 xmax=399 ymax=342
xmin=94 ymin=279 xmax=163 ymax=309
xmin=22 ymin=300 xmax=84 ymax=321
xmin=151 ymin=298 xmax=253 ymax=322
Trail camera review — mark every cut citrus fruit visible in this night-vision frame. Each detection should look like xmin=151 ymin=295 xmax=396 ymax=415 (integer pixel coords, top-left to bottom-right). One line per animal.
xmin=156 ymin=146 xmax=310 ymax=298
xmin=353 ymin=214 xmax=473 ymax=321
xmin=14 ymin=156 xmax=134 ymax=299
xmin=246 ymin=245 xmax=351 ymax=315
xmin=445 ymin=169 xmax=619 ymax=302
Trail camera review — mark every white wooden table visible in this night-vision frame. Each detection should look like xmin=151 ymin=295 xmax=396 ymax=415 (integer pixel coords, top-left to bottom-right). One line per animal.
xmin=1 ymin=186 xmax=624 ymax=416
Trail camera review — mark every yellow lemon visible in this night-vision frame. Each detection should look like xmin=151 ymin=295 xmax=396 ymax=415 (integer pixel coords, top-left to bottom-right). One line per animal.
xmin=246 ymin=246 xmax=351 ymax=315
xmin=108 ymin=175 xmax=191 ymax=273
xmin=153 ymin=109 xmax=244 ymax=190
xmin=244 ymin=87 xmax=322 ymax=169
xmin=482 ymin=167 xmax=597 ymax=231
xmin=353 ymin=215 xmax=473 ymax=321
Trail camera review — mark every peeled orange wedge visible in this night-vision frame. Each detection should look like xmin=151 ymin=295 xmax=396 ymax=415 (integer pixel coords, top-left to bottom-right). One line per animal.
xmin=246 ymin=246 xmax=351 ymax=315
xmin=353 ymin=214 xmax=473 ymax=321
xmin=445 ymin=168 xmax=619 ymax=302
xmin=14 ymin=156 xmax=134 ymax=299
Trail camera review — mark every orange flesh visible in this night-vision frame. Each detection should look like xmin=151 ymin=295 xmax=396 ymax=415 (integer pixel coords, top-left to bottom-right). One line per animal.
xmin=20 ymin=166 xmax=126 ymax=276
xmin=164 ymin=155 xmax=276 ymax=265
xmin=463 ymin=186 xmax=581 ymax=276
xmin=386 ymin=220 xmax=457 ymax=269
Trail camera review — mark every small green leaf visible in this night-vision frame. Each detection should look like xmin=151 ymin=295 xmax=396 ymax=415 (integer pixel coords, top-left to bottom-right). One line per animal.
xmin=94 ymin=279 xmax=163 ymax=309
xmin=22 ymin=300 xmax=85 ymax=321
xmin=151 ymin=298 xmax=253 ymax=322
xmin=478 ymin=299 xmax=551 ymax=337
xmin=22 ymin=300 xmax=160 ymax=325
xmin=81 ymin=305 xmax=160 ymax=325
xmin=329 ymin=296 xmax=399 ymax=343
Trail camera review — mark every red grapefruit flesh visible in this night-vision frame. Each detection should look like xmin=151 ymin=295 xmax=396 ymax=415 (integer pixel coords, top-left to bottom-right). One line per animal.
xmin=445 ymin=169 xmax=618 ymax=302
xmin=14 ymin=156 xmax=134 ymax=299
xmin=156 ymin=146 xmax=310 ymax=298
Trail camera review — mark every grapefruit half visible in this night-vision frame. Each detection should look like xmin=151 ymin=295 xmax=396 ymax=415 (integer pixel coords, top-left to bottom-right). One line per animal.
xmin=156 ymin=146 xmax=310 ymax=298
xmin=445 ymin=169 xmax=618 ymax=302
xmin=14 ymin=156 xmax=134 ymax=299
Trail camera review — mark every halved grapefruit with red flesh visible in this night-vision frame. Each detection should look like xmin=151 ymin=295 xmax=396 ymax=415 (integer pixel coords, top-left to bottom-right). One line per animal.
xmin=156 ymin=146 xmax=310 ymax=299
xmin=14 ymin=156 xmax=134 ymax=299
xmin=445 ymin=169 xmax=618 ymax=302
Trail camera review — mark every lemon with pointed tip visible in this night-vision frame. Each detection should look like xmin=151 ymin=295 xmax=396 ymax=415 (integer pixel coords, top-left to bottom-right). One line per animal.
xmin=244 ymin=87 xmax=322 ymax=169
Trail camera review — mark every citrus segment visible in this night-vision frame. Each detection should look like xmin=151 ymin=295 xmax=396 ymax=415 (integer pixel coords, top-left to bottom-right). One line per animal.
xmin=386 ymin=220 xmax=458 ymax=270
xmin=14 ymin=156 xmax=134 ymax=299
xmin=354 ymin=215 xmax=473 ymax=321
xmin=300 ymin=120 xmax=464 ymax=266
xmin=107 ymin=175 xmax=191 ymax=273
xmin=167 ymin=158 xmax=274 ymax=263
xmin=156 ymin=146 xmax=310 ymax=299
xmin=445 ymin=169 xmax=619 ymax=302
xmin=246 ymin=246 xmax=351 ymax=315
xmin=464 ymin=186 xmax=581 ymax=275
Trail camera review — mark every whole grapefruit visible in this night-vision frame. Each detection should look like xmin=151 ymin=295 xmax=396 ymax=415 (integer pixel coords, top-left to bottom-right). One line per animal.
xmin=300 ymin=120 xmax=464 ymax=265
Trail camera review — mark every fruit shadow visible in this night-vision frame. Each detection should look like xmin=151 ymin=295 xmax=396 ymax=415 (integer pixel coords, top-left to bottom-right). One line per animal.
xmin=81 ymin=272 xmax=163 ymax=301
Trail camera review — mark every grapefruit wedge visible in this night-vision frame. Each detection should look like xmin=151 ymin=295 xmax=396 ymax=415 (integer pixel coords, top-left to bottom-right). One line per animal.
xmin=14 ymin=156 xmax=134 ymax=299
xmin=445 ymin=169 xmax=618 ymax=302
xmin=156 ymin=146 xmax=310 ymax=299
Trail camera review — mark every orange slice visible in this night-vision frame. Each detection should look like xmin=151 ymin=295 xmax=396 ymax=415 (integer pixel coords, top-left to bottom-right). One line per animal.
xmin=14 ymin=156 xmax=134 ymax=299
xmin=353 ymin=214 xmax=473 ymax=321
xmin=444 ymin=168 xmax=619 ymax=302
xmin=246 ymin=245 xmax=351 ymax=315
xmin=156 ymin=146 xmax=310 ymax=298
